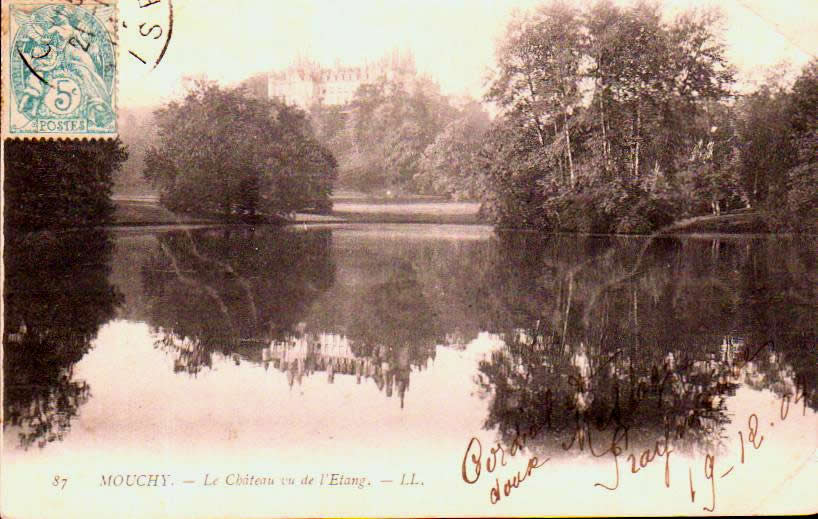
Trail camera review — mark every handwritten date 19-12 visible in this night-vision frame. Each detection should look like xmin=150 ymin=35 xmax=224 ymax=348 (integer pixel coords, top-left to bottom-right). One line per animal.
xmin=689 ymin=412 xmax=767 ymax=513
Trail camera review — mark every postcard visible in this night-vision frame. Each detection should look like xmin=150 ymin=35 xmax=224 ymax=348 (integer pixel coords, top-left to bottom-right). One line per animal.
xmin=2 ymin=0 xmax=817 ymax=517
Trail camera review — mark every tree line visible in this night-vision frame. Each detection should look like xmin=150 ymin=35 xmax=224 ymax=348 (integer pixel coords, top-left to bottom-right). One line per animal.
xmin=307 ymin=0 xmax=815 ymax=233
xmin=7 ymin=0 xmax=814 ymax=233
xmin=466 ymin=0 xmax=816 ymax=233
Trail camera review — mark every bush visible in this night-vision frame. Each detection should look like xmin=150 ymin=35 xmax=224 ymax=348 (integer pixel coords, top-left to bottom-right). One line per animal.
xmin=4 ymin=139 xmax=126 ymax=231
xmin=551 ymin=191 xmax=612 ymax=233
xmin=615 ymin=214 xmax=654 ymax=234
xmin=760 ymin=162 xmax=818 ymax=233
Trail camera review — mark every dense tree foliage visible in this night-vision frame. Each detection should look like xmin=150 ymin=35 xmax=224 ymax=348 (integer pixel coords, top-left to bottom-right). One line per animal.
xmin=477 ymin=1 xmax=737 ymax=232
xmin=415 ymin=101 xmax=492 ymax=199
xmin=459 ymin=0 xmax=817 ymax=233
xmin=763 ymin=60 xmax=818 ymax=231
xmin=302 ymin=1 xmax=815 ymax=232
xmin=310 ymin=77 xmax=463 ymax=194
xmin=145 ymin=81 xmax=337 ymax=220
xmin=4 ymin=139 xmax=126 ymax=230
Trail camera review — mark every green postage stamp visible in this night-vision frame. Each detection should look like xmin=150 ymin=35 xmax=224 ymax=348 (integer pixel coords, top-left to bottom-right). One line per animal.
xmin=4 ymin=2 xmax=117 ymax=137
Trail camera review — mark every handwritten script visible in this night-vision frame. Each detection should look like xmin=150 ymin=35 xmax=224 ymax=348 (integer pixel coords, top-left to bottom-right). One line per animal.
xmin=459 ymin=340 xmax=812 ymax=512
xmin=461 ymin=425 xmax=550 ymax=504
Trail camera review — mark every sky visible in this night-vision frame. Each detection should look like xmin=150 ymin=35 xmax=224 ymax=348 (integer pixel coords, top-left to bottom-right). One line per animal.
xmin=118 ymin=0 xmax=818 ymax=108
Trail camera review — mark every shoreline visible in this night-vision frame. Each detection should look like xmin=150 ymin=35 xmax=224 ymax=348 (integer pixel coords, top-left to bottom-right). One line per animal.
xmin=11 ymin=198 xmax=796 ymax=236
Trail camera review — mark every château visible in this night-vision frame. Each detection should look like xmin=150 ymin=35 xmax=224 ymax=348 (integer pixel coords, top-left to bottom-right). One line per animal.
xmin=262 ymin=49 xmax=417 ymax=107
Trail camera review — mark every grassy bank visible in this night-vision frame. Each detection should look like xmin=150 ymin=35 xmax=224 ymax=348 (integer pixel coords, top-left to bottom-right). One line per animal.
xmin=113 ymin=197 xmax=482 ymax=226
xmin=331 ymin=200 xmax=481 ymax=224
xmin=113 ymin=199 xmax=212 ymax=225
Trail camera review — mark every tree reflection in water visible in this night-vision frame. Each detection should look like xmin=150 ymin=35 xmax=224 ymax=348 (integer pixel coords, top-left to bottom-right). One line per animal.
xmin=3 ymin=230 xmax=122 ymax=449
xmin=5 ymin=225 xmax=814 ymax=453
xmin=144 ymin=229 xmax=442 ymax=407
xmin=142 ymin=229 xmax=815 ymax=441
xmin=476 ymin=327 xmax=740 ymax=455
xmin=142 ymin=227 xmax=336 ymax=375
xmin=474 ymin=234 xmax=816 ymax=455
xmin=338 ymin=259 xmax=441 ymax=406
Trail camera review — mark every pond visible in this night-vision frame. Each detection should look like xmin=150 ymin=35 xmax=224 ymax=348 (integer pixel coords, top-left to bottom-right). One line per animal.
xmin=3 ymin=224 xmax=816 ymax=516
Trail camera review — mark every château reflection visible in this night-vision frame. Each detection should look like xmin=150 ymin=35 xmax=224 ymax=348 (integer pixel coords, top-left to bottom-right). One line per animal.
xmin=155 ymin=326 xmax=435 ymax=408
xmin=3 ymin=230 xmax=122 ymax=449
xmin=146 ymin=232 xmax=442 ymax=407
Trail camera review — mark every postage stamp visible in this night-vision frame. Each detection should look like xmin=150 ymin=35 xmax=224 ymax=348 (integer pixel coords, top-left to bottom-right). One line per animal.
xmin=3 ymin=2 xmax=117 ymax=137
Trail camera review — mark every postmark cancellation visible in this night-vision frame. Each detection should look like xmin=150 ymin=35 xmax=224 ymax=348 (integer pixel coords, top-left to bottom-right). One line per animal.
xmin=3 ymin=1 xmax=117 ymax=137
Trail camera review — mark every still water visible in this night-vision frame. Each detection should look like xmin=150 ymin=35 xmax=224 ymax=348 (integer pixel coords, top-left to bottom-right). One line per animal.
xmin=3 ymin=224 xmax=816 ymax=516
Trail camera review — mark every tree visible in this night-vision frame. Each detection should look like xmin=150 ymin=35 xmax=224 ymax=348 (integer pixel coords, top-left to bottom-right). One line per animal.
xmin=727 ymin=59 xmax=817 ymax=231
xmin=320 ymin=77 xmax=458 ymax=193
xmin=415 ymin=100 xmax=491 ymax=198
xmin=676 ymin=101 xmax=743 ymax=216
xmin=116 ymin=107 xmax=157 ymax=196
xmin=733 ymin=83 xmax=794 ymax=207
xmin=780 ymin=59 xmax=818 ymax=231
xmin=487 ymin=3 xmax=584 ymax=187
xmin=144 ymin=81 xmax=337 ymax=220
xmin=481 ymin=0 xmax=735 ymax=233
xmin=477 ymin=115 xmax=555 ymax=230
xmin=788 ymin=59 xmax=818 ymax=148
xmin=582 ymin=3 xmax=734 ymax=182
xmin=4 ymin=139 xmax=126 ymax=231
